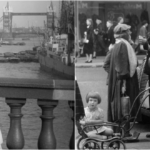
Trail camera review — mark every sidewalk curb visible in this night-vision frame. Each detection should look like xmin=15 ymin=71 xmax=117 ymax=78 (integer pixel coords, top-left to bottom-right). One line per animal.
xmin=75 ymin=55 xmax=144 ymax=68
xmin=75 ymin=63 xmax=104 ymax=68
xmin=75 ymin=61 xmax=143 ymax=68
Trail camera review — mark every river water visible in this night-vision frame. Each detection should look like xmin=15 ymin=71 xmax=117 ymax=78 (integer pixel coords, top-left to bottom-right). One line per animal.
xmin=0 ymin=37 xmax=73 ymax=149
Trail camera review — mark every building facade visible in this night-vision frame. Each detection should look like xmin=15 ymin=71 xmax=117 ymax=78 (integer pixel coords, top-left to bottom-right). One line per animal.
xmin=77 ymin=1 xmax=150 ymax=42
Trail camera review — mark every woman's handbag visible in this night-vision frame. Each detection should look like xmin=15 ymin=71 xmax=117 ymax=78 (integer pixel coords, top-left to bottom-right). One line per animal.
xmin=121 ymin=93 xmax=131 ymax=118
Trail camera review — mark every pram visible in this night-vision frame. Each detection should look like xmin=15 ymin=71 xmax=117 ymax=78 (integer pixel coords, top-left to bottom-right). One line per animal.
xmin=76 ymin=85 xmax=150 ymax=150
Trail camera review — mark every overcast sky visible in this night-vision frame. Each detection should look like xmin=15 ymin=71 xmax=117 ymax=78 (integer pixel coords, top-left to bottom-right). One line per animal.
xmin=0 ymin=0 xmax=60 ymax=28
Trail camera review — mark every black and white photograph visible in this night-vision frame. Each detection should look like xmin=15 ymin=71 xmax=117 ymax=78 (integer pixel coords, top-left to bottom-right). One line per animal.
xmin=0 ymin=0 xmax=75 ymax=149
xmin=2 ymin=0 xmax=150 ymax=149
xmin=75 ymin=1 xmax=150 ymax=149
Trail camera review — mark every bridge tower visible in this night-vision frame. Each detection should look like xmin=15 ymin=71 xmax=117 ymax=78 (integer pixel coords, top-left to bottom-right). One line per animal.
xmin=2 ymin=1 xmax=56 ymax=40
xmin=46 ymin=1 xmax=55 ymax=36
xmin=3 ymin=2 xmax=13 ymax=40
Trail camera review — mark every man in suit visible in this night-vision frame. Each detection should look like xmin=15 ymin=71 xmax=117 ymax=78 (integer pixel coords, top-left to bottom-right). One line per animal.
xmin=93 ymin=16 xmax=106 ymax=57
xmin=103 ymin=20 xmax=115 ymax=52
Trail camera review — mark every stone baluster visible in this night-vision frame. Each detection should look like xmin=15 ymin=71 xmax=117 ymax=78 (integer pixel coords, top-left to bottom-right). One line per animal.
xmin=37 ymin=99 xmax=58 ymax=149
xmin=6 ymin=98 xmax=26 ymax=149
xmin=68 ymin=101 xmax=74 ymax=149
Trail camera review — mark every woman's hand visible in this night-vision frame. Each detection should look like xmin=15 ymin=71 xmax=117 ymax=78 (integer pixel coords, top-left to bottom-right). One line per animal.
xmin=122 ymin=80 xmax=126 ymax=94
xmin=94 ymin=29 xmax=98 ymax=35
xmin=122 ymin=86 xmax=126 ymax=94
xmin=138 ymin=36 xmax=147 ymax=44
xmin=108 ymin=44 xmax=114 ymax=51
xmin=83 ymin=39 xmax=89 ymax=43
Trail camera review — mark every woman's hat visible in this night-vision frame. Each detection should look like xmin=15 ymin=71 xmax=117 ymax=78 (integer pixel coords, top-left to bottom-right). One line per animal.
xmin=114 ymin=24 xmax=131 ymax=34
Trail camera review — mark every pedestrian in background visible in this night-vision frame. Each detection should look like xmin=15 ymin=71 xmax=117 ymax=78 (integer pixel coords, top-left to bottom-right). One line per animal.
xmin=93 ymin=16 xmax=106 ymax=57
xmin=117 ymin=16 xmax=124 ymax=25
xmin=103 ymin=20 xmax=115 ymax=52
xmin=83 ymin=18 xmax=95 ymax=63
xmin=139 ymin=20 xmax=148 ymax=39
xmin=137 ymin=20 xmax=149 ymax=52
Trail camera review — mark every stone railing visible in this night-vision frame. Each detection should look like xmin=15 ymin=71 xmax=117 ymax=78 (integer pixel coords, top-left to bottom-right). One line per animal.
xmin=0 ymin=78 xmax=74 ymax=149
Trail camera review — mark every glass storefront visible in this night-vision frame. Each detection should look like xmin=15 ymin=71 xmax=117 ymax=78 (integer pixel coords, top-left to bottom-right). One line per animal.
xmin=77 ymin=1 xmax=150 ymax=42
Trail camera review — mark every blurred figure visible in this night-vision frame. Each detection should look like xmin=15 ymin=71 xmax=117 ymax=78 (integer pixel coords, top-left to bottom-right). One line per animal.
xmin=83 ymin=18 xmax=94 ymax=63
xmin=103 ymin=20 xmax=115 ymax=52
xmin=93 ymin=16 xmax=106 ymax=57
xmin=138 ymin=20 xmax=149 ymax=51
xmin=139 ymin=20 xmax=149 ymax=39
xmin=117 ymin=16 xmax=124 ymax=24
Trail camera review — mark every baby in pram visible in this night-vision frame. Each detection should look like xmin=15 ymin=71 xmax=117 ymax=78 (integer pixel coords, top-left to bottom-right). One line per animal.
xmin=79 ymin=91 xmax=113 ymax=139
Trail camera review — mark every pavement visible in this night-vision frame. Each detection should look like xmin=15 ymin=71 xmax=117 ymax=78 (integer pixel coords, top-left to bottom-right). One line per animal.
xmin=75 ymin=58 xmax=150 ymax=149
xmin=75 ymin=55 xmax=145 ymax=68
xmin=75 ymin=131 xmax=150 ymax=149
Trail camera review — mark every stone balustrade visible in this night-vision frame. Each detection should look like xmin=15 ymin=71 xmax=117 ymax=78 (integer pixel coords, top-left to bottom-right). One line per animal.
xmin=0 ymin=78 xmax=74 ymax=149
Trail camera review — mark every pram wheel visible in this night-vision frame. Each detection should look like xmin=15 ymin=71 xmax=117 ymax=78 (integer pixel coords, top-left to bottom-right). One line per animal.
xmin=77 ymin=136 xmax=85 ymax=149
xmin=81 ymin=139 xmax=101 ymax=150
xmin=107 ymin=139 xmax=126 ymax=149
xmin=101 ymin=141 xmax=109 ymax=149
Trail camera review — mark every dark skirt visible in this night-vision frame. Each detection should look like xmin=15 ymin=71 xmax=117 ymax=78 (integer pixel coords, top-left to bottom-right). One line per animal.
xmin=83 ymin=43 xmax=93 ymax=55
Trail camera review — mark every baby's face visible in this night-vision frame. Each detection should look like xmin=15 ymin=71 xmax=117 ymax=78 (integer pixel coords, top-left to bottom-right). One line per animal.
xmin=88 ymin=97 xmax=98 ymax=109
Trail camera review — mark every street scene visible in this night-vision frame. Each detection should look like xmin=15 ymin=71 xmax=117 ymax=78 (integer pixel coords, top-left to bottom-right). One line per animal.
xmin=75 ymin=1 xmax=150 ymax=149
xmin=76 ymin=57 xmax=150 ymax=149
xmin=0 ymin=1 xmax=74 ymax=149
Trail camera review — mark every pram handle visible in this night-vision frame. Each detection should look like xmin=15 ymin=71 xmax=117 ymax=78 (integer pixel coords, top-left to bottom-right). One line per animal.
xmin=125 ymin=93 xmax=150 ymax=133
xmin=83 ymin=121 xmax=118 ymax=126
xmin=129 ymin=87 xmax=150 ymax=115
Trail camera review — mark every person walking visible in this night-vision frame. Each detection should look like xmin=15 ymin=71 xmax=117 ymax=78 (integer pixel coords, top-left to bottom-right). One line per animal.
xmin=83 ymin=18 xmax=94 ymax=63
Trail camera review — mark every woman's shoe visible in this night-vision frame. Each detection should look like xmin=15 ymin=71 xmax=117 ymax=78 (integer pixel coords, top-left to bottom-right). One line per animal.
xmin=85 ymin=60 xmax=88 ymax=63
xmin=93 ymin=56 xmax=96 ymax=59
xmin=146 ymin=134 xmax=150 ymax=138
xmin=123 ymin=131 xmax=140 ymax=142
xmin=88 ymin=60 xmax=92 ymax=63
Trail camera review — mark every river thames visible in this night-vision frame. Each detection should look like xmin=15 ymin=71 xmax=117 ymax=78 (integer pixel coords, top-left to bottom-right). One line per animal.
xmin=0 ymin=37 xmax=73 ymax=149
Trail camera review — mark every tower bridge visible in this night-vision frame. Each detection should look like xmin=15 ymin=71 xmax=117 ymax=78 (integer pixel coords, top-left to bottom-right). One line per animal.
xmin=2 ymin=2 xmax=55 ymax=39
